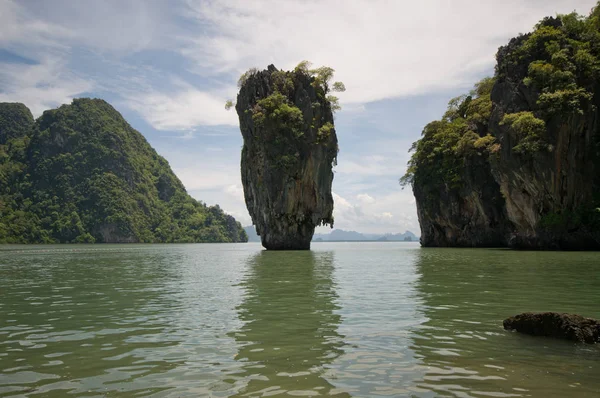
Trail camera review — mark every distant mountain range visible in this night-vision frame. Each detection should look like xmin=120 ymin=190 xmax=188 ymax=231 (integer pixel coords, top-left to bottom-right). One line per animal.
xmin=243 ymin=226 xmax=419 ymax=243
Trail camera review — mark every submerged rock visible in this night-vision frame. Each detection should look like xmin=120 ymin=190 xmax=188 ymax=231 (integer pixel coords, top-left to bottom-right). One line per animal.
xmin=503 ymin=312 xmax=600 ymax=344
xmin=234 ymin=64 xmax=340 ymax=250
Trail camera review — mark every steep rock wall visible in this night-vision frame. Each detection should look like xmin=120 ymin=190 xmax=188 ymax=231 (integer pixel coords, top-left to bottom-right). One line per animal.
xmin=236 ymin=65 xmax=338 ymax=250
xmin=489 ymin=16 xmax=600 ymax=249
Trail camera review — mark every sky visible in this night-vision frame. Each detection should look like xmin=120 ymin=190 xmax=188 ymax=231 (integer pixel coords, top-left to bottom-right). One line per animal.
xmin=0 ymin=0 xmax=596 ymax=234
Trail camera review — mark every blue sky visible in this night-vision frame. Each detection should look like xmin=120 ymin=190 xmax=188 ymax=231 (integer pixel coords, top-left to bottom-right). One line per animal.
xmin=0 ymin=0 xmax=596 ymax=234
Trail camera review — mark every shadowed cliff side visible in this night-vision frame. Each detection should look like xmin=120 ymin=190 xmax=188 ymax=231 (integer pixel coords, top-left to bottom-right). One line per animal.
xmin=233 ymin=63 xmax=342 ymax=250
xmin=404 ymin=5 xmax=600 ymax=249
xmin=489 ymin=13 xmax=600 ymax=249
xmin=402 ymin=78 xmax=513 ymax=247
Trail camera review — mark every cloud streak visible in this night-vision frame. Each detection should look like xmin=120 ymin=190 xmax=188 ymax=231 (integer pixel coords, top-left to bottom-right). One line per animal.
xmin=122 ymin=81 xmax=239 ymax=130
xmin=0 ymin=57 xmax=93 ymax=117
xmin=181 ymin=0 xmax=596 ymax=104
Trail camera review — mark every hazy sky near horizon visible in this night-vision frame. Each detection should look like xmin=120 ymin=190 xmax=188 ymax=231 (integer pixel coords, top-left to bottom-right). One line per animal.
xmin=0 ymin=0 xmax=596 ymax=234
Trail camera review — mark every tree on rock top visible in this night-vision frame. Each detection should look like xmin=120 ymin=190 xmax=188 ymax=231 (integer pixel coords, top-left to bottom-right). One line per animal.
xmin=231 ymin=62 xmax=344 ymax=250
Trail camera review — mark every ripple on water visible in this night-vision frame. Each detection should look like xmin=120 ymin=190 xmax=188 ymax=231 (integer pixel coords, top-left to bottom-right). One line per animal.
xmin=0 ymin=244 xmax=599 ymax=397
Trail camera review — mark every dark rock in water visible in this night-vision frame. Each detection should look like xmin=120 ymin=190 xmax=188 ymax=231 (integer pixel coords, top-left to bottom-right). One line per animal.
xmin=503 ymin=312 xmax=600 ymax=344
xmin=235 ymin=64 xmax=338 ymax=250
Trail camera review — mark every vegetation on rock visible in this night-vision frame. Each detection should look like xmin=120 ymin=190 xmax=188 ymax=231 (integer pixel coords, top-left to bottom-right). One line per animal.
xmin=234 ymin=63 xmax=341 ymax=250
xmin=401 ymin=77 xmax=496 ymax=191
xmin=0 ymin=99 xmax=247 ymax=244
xmin=403 ymin=3 xmax=600 ymax=249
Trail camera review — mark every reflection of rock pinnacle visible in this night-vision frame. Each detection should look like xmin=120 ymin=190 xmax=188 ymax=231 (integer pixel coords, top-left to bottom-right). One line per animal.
xmin=230 ymin=251 xmax=349 ymax=396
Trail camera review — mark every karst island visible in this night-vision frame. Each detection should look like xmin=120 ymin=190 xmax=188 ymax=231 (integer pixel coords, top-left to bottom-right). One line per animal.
xmin=227 ymin=62 xmax=345 ymax=250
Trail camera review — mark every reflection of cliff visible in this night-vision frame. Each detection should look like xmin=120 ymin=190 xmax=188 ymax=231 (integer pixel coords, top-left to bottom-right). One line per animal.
xmin=410 ymin=249 xmax=600 ymax=396
xmin=231 ymin=251 xmax=349 ymax=396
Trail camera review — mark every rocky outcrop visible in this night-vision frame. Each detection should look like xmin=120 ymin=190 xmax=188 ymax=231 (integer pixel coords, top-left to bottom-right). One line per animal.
xmin=415 ymin=151 xmax=511 ymax=248
xmin=504 ymin=312 xmax=600 ymax=344
xmin=407 ymin=9 xmax=600 ymax=249
xmin=235 ymin=65 xmax=338 ymax=250
xmin=489 ymin=17 xmax=600 ymax=250
xmin=406 ymin=76 xmax=514 ymax=248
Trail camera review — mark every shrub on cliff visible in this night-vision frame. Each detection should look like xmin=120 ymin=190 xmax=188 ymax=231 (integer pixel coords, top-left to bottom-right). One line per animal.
xmin=401 ymin=77 xmax=496 ymax=190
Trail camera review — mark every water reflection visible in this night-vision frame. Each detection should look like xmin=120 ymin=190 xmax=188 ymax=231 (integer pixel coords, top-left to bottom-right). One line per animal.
xmin=410 ymin=248 xmax=600 ymax=397
xmin=230 ymin=251 xmax=349 ymax=397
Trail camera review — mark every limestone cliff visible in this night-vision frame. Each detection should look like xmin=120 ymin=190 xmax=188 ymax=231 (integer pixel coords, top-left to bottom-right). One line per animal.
xmin=235 ymin=64 xmax=340 ymax=250
xmin=405 ymin=8 xmax=600 ymax=250
xmin=405 ymin=78 xmax=513 ymax=247
xmin=414 ymin=155 xmax=511 ymax=247
xmin=489 ymin=15 xmax=600 ymax=249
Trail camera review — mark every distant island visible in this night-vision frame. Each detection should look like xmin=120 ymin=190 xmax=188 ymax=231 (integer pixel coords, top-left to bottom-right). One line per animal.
xmin=402 ymin=9 xmax=600 ymax=250
xmin=0 ymin=99 xmax=247 ymax=244
xmin=244 ymin=226 xmax=418 ymax=243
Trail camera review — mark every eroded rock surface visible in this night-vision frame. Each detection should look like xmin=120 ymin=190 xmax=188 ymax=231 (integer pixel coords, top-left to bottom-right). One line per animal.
xmin=504 ymin=312 xmax=600 ymax=344
xmin=406 ymin=10 xmax=600 ymax=249
xmin=235 ymin=65 xmax=338 ymax=250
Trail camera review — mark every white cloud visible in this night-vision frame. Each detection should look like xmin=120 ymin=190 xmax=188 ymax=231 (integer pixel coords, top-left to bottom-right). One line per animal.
xmin=356 ymin=193 xmax=375 ymax=205
xmin=174 ymin=167 xmax=242 ymax=191
xmin=317 ymin=190 xmax=418 ymax=234
xmin=182 ymin=0 xmax=596 ymax=103
xmin=0 ymin=57 xmax=93 ymax=117
xmin=0 ymin=0 xmax=178 ymax=54
xmin=122 ymin=82 xmax=239 ymax=130
xmin=0 ymin=0 xmax=72 ymax=49
xmin=225 ymin=184 xmax=245 ymax=202
xmin=175 ymin=165 xmax=252 ymax=225
xmin=336 ymin=155 xmax=402 ymax=177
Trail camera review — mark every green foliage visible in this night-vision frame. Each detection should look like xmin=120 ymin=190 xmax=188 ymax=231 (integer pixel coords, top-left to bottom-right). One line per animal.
xmin=503 ymin=8 xmax=600 ymax=116
xmin=252 ymin=92 xmax=304 ymax=138
xmin=309 ymin=66 xmax=335 ymax=89
xmin=225 ymin=100 xmax=234 ymax=110
xmin=537 ymin=87 xmax=593 ymax=115
xmin=500 ymin=112 xmax=548 ymax=154
xmin=298 ymin=61 xmax=345 ymax=112
xmin=326 ymin=95 xmax=341 ymax=112
xmin=317 ymin=122 xmax=335 ymax=143
xmin=0 ymin=99 xmax=248 ymax=244
xmin=332 ymin=82 xmax=346 ymax=92
xmin=294 ymin=60 xmax=312 ymax=74
xmin=271 ymin=70 xmax=295 ymax=95
xmin=238 ymin=67 xmax=259 ymax=88
xmin=401 ymin=78 xmax=496 ymax=188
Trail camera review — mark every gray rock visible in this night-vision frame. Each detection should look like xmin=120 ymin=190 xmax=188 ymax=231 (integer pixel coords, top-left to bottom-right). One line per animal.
xmin=235 ymin=65 xmax=337 ymax=250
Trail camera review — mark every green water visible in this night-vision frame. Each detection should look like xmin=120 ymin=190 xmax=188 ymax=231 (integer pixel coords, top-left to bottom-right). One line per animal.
xmin=0 ymin=243 xmax=599 ymax=397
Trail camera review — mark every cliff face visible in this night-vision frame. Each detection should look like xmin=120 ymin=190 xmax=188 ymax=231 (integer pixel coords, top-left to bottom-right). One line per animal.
xmin=406 ymin=78 xmax=513 ymax=247
xmin=235 ymin=65 xmax=338 ymax=250
xmin=489 ymin=17 xmax=600 ymax=249
xmin=415 ymin=155 xmax=510 ymax=247
xmin=0 ymin=99 xmax=248 ymax=244
xmin=406 ymin=9 xmax=600 ymax=249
